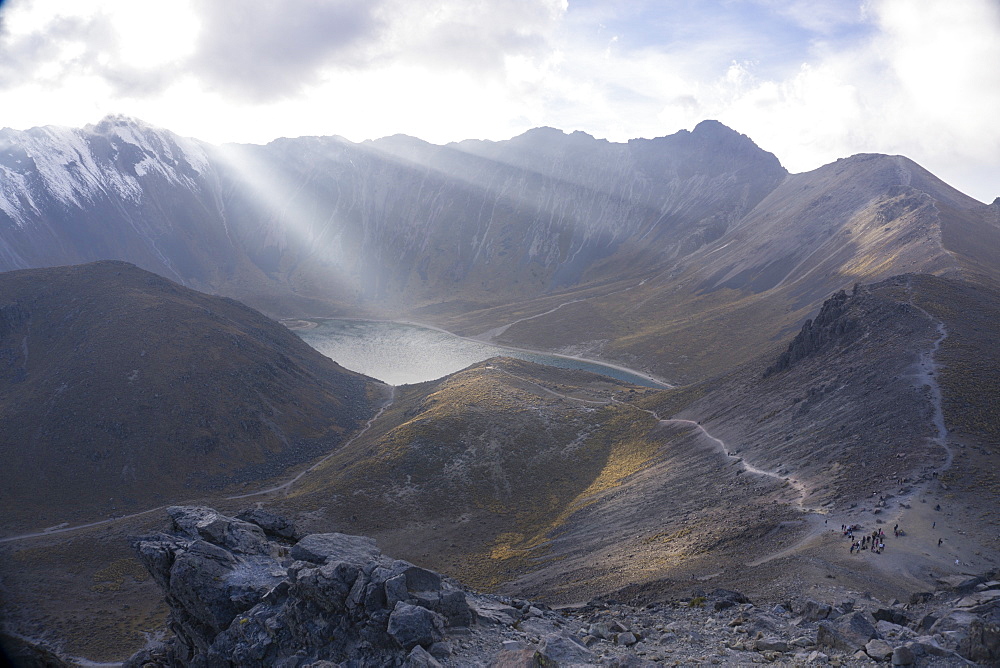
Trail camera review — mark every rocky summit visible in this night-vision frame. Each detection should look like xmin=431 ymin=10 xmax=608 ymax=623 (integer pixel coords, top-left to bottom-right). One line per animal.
xmin=126 ymin=507 xmax=999 ymax=667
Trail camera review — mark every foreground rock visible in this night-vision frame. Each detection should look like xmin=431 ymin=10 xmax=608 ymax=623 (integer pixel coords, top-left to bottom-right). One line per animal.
xmin=127 ymin=507 xmax=999 ymax=666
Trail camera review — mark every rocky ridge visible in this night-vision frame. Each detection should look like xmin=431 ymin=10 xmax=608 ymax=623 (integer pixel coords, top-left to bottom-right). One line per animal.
xmin=126 ymin=507 xmax=998 ymax=667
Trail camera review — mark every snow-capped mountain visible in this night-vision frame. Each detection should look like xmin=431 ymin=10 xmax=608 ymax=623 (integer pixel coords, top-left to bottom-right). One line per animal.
xmin=1 ymin=115 xmax=997 ymax=381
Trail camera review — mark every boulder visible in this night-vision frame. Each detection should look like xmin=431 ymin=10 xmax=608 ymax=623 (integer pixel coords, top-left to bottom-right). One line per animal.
xmin=290 ymin=532 xmax=382 ymax=565
xmin=865 ymin=638 xmax=893 ymax=662
xmin=754 ymin=637 xmax=789 ymax=652
xmin=236 ymin=508 xmax=299 ymax=540
xmin=800 ymin=599 xmax=833 ymax=622
xmin=937 ymin=574 xmax=985 ymax=593
xmin=539 ymin=632 xmax=595 ymax=662
xmin=873 ymin=607 xmax=909 ymax=626
xmin=816 ymin=611 xmax=877 ymax=653
xmin=891 ymin=644 xmax=916 ymax=665
xmin=958 ymin=617 xmax=1000 ymax=665
xmin=128 ymin=507 xmax=471 ymax=667
xmin=405 ymin=644 xmax=443 ymax=668
xmin=488 ymin=648 xmax=557 ymax=668
xmin=710 ymin=588 xmax=751 ymax=610
xmin=391 ymin=561 xmax=442 ymax=592
xmin=167 ymin=506 xmax=270 ymax=555
xmin=473 ymin=600 xmax=521 ymax=626
xmin=387 ymin=602 xmax=445 ymax=650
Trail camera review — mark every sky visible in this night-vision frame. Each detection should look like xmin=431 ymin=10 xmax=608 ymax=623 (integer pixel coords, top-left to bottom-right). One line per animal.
xmin=0 ymin=0 xmax=997 ymax=203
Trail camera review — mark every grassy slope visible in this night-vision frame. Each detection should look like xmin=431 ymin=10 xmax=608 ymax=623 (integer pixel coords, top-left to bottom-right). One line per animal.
xmin=0 ymin=261 xmax=381 ymax=531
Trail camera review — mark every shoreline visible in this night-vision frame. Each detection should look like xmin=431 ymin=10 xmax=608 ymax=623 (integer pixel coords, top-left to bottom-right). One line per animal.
xmin=281 ymin=315 xmax=673 ymax=389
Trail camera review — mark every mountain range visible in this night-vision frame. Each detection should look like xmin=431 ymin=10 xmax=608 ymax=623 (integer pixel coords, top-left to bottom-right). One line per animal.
xmin=4 ymin=116 xmax=996 ymax=383
xmin=1 ymin=117 xmax=999 ymax=665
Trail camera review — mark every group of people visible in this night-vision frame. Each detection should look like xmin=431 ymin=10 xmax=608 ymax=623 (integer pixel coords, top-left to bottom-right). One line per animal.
xmin=842 ymin=523 xmax=896 ymax=554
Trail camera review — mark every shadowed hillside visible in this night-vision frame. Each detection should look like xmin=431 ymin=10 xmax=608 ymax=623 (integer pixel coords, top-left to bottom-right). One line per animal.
xmin=0 ymin=261 xmax=383 ymax=532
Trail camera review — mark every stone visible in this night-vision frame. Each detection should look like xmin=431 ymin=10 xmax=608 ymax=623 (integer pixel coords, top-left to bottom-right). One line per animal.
xmin=865 ymin=638 xmax=893 ymax=661
xmin=891 ymin=644 xmax=916 ymax=665
xmin=958 ymin=617 xmax=1000 ymax=665
xmin=391 ymin=561 xmax=443 ymax=592
xmin=710 ymin=589 xmax=751 ymax=611
xmin=427 ymin=640 xmax=451 ymax=660
xmin=873 ymin=608 xmax=909 ymax=626
xmin=913 ymin=613 xmax=937 ymax=632
xmin=539 ymin=632 xmax=595 ymax=663
xmin=404 ymin=644 xmax=443 ymax=668
xmin=167 ymin=506 xmax=270 ymax=555
xmin=385 ymin=573 xmax=410 ymax=608
xmin=472 ymin=600 xmax=520 ymax=626
xmin=617 ymin=631 xmax=638 ymax=646
xmin=816 ymin=611 xmax=877 ymax=653
xmin=800 ymin=599 xmax=833 ymax=622
xmin=937 ymin=575 xmax=985 ymax=593
xmin=387 ymin=602 xmax=445 ymax=650
xmin=874 ymin=620 xmax=912 ymax=642
xmin=930 ymin=610 xmax=979 ymax=634
xmin=955 ymin=589 xmax=1000 ymax=612
xmin=290 ymin=532 xmax=382 ymax=565
xmin=235 ymin=508 xmax=299 ymax=540
xmin=754 ymin=637 xmax=789 ymax=653
xmin=487 ymin=648 xmax=556 ymax=668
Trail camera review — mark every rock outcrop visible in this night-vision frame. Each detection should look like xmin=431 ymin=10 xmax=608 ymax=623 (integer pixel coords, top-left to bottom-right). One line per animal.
xmin=128 ymin=507 xmax=1000 ymax=667
xmin=128 ymin=506 xmax=473 ymax=666
xmin=764 ymin=287 xmax=860 ymax=377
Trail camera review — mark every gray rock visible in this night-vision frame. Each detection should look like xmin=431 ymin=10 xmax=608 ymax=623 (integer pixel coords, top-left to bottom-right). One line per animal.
xmin=873 ymin=607 xmax=909 ymax=626
xmin=938 ymin=574 xmax=985 ymax=593
xmin=891 ymin=644 xmax=916 ymax=665
xmin=958 ymin=617 xmax=1000 ymax=665
xmin=865 ymin=638 xmax=893 ymax=661
xmin=472 ymin=600 xmax=520 ymax=626
xmin=913 ymin=613 xmax=937 ymax=632
xmin=167 ymin=506 xmax=270 ymax=555
xmin=800 ymin=599 xmax=833 ymax=622
xmin=806 ymin=650 xmax=829 ymax=664
xmin=875 ymin=619 xmax=913 ymax=642
xmin=816 ymin=611 xmax=877 ymax=652
xmin=236 ymin=507 xmax=299 ymax=540
xmin=292 ymin=560 xmax=361 ymax=611
xmin=931 ymin=610 xmax=979 ymax=634
xmin=290 ymin=532 xmax=382 ymax=565
xmin=954 ymin=588 xmax=1000 ymax=612
xmin=405 ymin=644 xmax=443 ymax=668
xmin=387 ymin=602 xmax=445 ymax=650
xmin=487 ymin=648 xmax=552 ymax=667
xmin=428 ymin=641 xmax=452 ymax=660
xmin=755 ymin=636 xmax=789 ymax=652
xmin=539 ymin=632 xmax=595 ymax=662
xmin=391 ymin=561 xmax=443 ymax=592
xmin=617 ymin=631 xmax=638 ymax=646
xmin=385 ymin=573 xmax=410 ymax=608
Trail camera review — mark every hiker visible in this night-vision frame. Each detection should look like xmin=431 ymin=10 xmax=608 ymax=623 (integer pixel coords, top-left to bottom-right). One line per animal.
xmin=938 ymin=538 xmax=943 ymax=547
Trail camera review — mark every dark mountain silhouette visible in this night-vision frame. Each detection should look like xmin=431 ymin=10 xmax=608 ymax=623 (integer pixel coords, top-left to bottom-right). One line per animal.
xmin=0 ymin=261 xmax=383 ymax=531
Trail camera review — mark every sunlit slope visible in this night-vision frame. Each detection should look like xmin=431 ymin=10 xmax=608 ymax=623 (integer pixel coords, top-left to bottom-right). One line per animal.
xmin=455 ymin=154 xmax=998 ymax=382
xmin=279 ymin=357 xmax=801 ymax=599
xmin=0 ymin=261 xmax=382 ymax=532
xmin=279 ymin=274 xmax=1000 ymax=602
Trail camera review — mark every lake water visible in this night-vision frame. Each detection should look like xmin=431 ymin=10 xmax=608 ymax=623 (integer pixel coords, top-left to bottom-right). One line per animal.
xmin=293 ymin=319 xmax=667 ymax=388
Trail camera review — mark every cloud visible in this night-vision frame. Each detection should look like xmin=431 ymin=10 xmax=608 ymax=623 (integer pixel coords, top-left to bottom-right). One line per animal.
xmin=188 ymin=0 xmax=386 ymax=100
